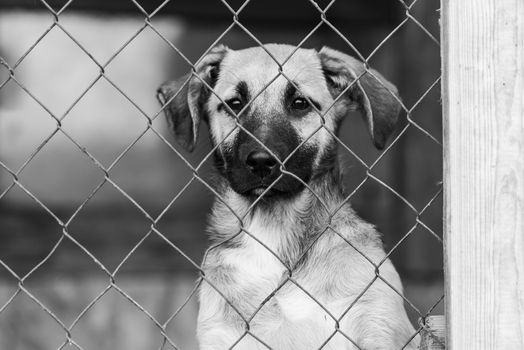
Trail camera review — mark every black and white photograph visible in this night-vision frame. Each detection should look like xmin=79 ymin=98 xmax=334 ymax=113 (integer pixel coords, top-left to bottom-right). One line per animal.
xmin=0 ymin=0 xmax=522 ymax=349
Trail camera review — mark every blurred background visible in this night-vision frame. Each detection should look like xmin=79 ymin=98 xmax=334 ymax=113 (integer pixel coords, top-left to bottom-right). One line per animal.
xmin=0 ymin=0 xmax=442 ymax=349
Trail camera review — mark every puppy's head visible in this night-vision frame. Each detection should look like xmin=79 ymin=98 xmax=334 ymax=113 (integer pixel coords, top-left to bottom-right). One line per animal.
xmin=158 ymin=44 xmax=401 ymax=198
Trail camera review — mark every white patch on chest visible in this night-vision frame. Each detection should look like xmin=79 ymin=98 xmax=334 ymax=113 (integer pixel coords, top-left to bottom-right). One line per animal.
xmin=222 ymin=211 xmax=330 ymax=323
xmin=276 ymin=287 xmax=327 ymax=322
xmin=223 ymin=213 xmax=287 ymax=290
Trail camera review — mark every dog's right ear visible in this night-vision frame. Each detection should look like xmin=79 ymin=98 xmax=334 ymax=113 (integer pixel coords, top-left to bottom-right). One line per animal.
xmin=157 ymin=45 xmax=229 ymax=152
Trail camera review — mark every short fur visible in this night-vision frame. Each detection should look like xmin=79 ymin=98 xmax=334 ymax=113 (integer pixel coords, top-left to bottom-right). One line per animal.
xmin=158 ymin=44 xmax=417 ymax=350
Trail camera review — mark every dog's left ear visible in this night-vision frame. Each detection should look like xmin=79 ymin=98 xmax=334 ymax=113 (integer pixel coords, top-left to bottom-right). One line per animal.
xmin=157 ymin=45 xmax=229 ymax=152
xmin=318 ymin=46 xmax=402 ymax=149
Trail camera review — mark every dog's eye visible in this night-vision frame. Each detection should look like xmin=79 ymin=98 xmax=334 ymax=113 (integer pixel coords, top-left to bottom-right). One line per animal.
xmin=226 ymin=98 xmax=243 ymax=113
xmin=291 ymin=97 xmax=310 ymax=110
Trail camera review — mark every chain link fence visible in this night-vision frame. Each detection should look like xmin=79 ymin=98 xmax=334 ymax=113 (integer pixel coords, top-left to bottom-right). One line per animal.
xmin=0 ymin=0 xmax=443 ymax=349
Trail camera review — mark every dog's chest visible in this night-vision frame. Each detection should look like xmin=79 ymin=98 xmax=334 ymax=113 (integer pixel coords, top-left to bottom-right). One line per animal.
xmin=223 ymin=224 xmax=288 ymax=293
xmin=221 ymin=220 xmax=331 ymax=322
xmin=219 ymin=234 xmax=346 ymax=349
xmin=202 ymin=207 xmax=387 ymax=349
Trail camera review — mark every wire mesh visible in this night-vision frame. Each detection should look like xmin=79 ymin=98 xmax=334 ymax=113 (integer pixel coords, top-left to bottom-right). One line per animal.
xmin=0 ymin=0 xmax=443 ymax=349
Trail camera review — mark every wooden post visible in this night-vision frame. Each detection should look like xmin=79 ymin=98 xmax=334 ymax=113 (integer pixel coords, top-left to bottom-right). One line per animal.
xmin=442 ymin=0 xmax=524 ymax=349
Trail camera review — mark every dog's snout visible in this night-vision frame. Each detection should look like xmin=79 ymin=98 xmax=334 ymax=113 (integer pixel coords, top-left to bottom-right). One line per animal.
xmin=245 ymin=151 xmax=277 ymax=179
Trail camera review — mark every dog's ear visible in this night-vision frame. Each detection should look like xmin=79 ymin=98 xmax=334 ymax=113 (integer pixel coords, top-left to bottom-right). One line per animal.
xmin=318 ymin=46 xmax=401 ymax=149
xmin=157 ymin=45 xmax=229 ymax=152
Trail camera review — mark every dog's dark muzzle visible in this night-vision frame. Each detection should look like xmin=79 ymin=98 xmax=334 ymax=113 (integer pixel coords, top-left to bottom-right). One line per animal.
xmin=225 ymin=120 xmax=318 ymax=197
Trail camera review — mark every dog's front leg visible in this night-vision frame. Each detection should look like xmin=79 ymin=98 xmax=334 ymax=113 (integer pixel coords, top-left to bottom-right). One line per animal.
xmin=341 ymin=259 xmax=419 ymax=350
xmin=198 ymin=316 xmax=266 ymax=350
xmin=198 ymin=326 xmax=266 ymax=350
xmin=197 ymin=323 xmax=242 ymax=350
xmin=197 ymin=281 xmax=259 ymax=350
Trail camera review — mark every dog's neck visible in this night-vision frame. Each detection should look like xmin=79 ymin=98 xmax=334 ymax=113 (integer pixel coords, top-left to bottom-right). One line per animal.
xmin=208 ymin=160 xmax=354 ymax=267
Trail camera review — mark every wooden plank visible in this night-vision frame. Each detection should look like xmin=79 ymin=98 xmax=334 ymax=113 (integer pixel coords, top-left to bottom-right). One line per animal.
xmin=442 ymin=0 xmax=524 ymax=349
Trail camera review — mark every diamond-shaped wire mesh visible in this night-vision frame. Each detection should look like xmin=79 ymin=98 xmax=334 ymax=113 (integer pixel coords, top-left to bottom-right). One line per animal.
xmin=0 ymin=0 xmax=443 ymax=349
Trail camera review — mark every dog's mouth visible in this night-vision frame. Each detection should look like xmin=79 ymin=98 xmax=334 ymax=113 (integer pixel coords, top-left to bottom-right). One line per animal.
xmin=249 ymin=187 xmax=266 ymax=196
xmin=244 ymin=184 xmax=280 ymax=198
xmin=226 ymin=160 xmax=315 ymax=199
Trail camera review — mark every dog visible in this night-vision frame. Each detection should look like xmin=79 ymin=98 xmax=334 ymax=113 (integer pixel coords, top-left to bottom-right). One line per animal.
xmin=157 ymin=44 xmax=418 ymax=350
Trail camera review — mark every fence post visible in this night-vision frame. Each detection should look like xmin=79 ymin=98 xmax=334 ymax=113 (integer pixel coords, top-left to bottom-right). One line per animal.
xmin=442 ymin=0 xmax=524 ymax=349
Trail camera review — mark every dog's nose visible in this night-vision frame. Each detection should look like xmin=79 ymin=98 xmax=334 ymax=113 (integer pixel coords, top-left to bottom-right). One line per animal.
xmin=246 ymin=150 xmax=277 ymax=178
